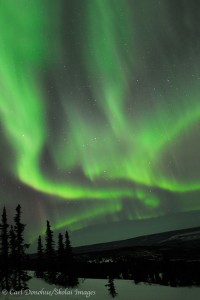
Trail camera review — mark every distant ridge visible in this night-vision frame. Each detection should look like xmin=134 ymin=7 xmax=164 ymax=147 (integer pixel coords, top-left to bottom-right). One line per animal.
xmin=73 ymin=226 xmax=200 ymax=254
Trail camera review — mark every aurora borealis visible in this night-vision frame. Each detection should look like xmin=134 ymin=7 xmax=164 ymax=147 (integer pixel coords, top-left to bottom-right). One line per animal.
xmin=0 ymin=0 xmax=200 ymax=247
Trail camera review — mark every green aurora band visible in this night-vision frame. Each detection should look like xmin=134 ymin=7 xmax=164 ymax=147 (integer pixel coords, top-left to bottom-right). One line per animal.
xmin=0 ymin=0 xmax=200 ymax=233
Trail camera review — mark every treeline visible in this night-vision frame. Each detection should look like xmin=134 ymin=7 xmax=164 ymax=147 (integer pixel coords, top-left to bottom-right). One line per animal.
xmin=0 ymin=205 xmax=74 ymax=290
xmin=35 ymin=220 xmax=73 ymax=273
xmin=0 ymin=205 xmax=29 ymax=290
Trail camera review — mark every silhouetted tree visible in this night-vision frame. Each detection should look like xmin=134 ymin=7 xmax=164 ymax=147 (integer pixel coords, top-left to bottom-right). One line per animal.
xmin=106 ymin=277 xmax=117 ymax=298
xmin=35 ymin=235 xmax=44 ymax=278
xmin=0 ymin=207 xmax=10 ymax=289
xmin=14 ymin=205 xmax=29 ymax=258
xmin=65 ymin=230 xmax=72 ymax=259
xmin=0 ymin=207 xmax=9 ymax=259
xmin=55 ymin=231 xmax=78 ymax=287
xmin=44 ymin=221 xmax=57 ymax=282
xmin=9 ymin=225 xmax=17 ymax=260
xmin=8 ymin=225 xmax=17 ymax=289
xmin=45 ymin=220 xmax=55 ymax=264
xmin=13 ymin=205 xmax=29 ymax=289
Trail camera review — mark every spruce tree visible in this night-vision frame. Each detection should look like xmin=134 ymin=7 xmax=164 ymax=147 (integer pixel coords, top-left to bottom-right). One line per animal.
xmin=44 ymin=220 xmax=56 ymax=282
xmin=36 ymin=235 xmax=44 ymax=277
xmin=0 ymin=207 xmax=9 ymax=260
xmin=13 ymin=205 xmax=29 ymax=289
xmin=9 ymin=225 xmax=17 ymax=260
xmin=45 ymin=220 xmax=55 ymax=263
xmin=9 ymin=225 xmax=18 ymax=289
xmin=0 ymin=207 xmax=10 ymax=290
xmin=106 ymin=277 xmax=117 ymax=298
xmin=65 ymin=230 xmax=72 ymax=258
xmin=14 ymin=205 xmax=26 ymax=259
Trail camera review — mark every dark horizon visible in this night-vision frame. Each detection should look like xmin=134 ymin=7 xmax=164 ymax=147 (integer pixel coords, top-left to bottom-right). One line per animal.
xmin=1 ymin=203 xmax=200 ymax=296
xmin=1 ymin=203 xmax=200 ymax=252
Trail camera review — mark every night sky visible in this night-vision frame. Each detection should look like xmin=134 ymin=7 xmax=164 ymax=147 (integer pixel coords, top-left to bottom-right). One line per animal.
xmin=0 ymin=0 xmax=200 ymax=250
